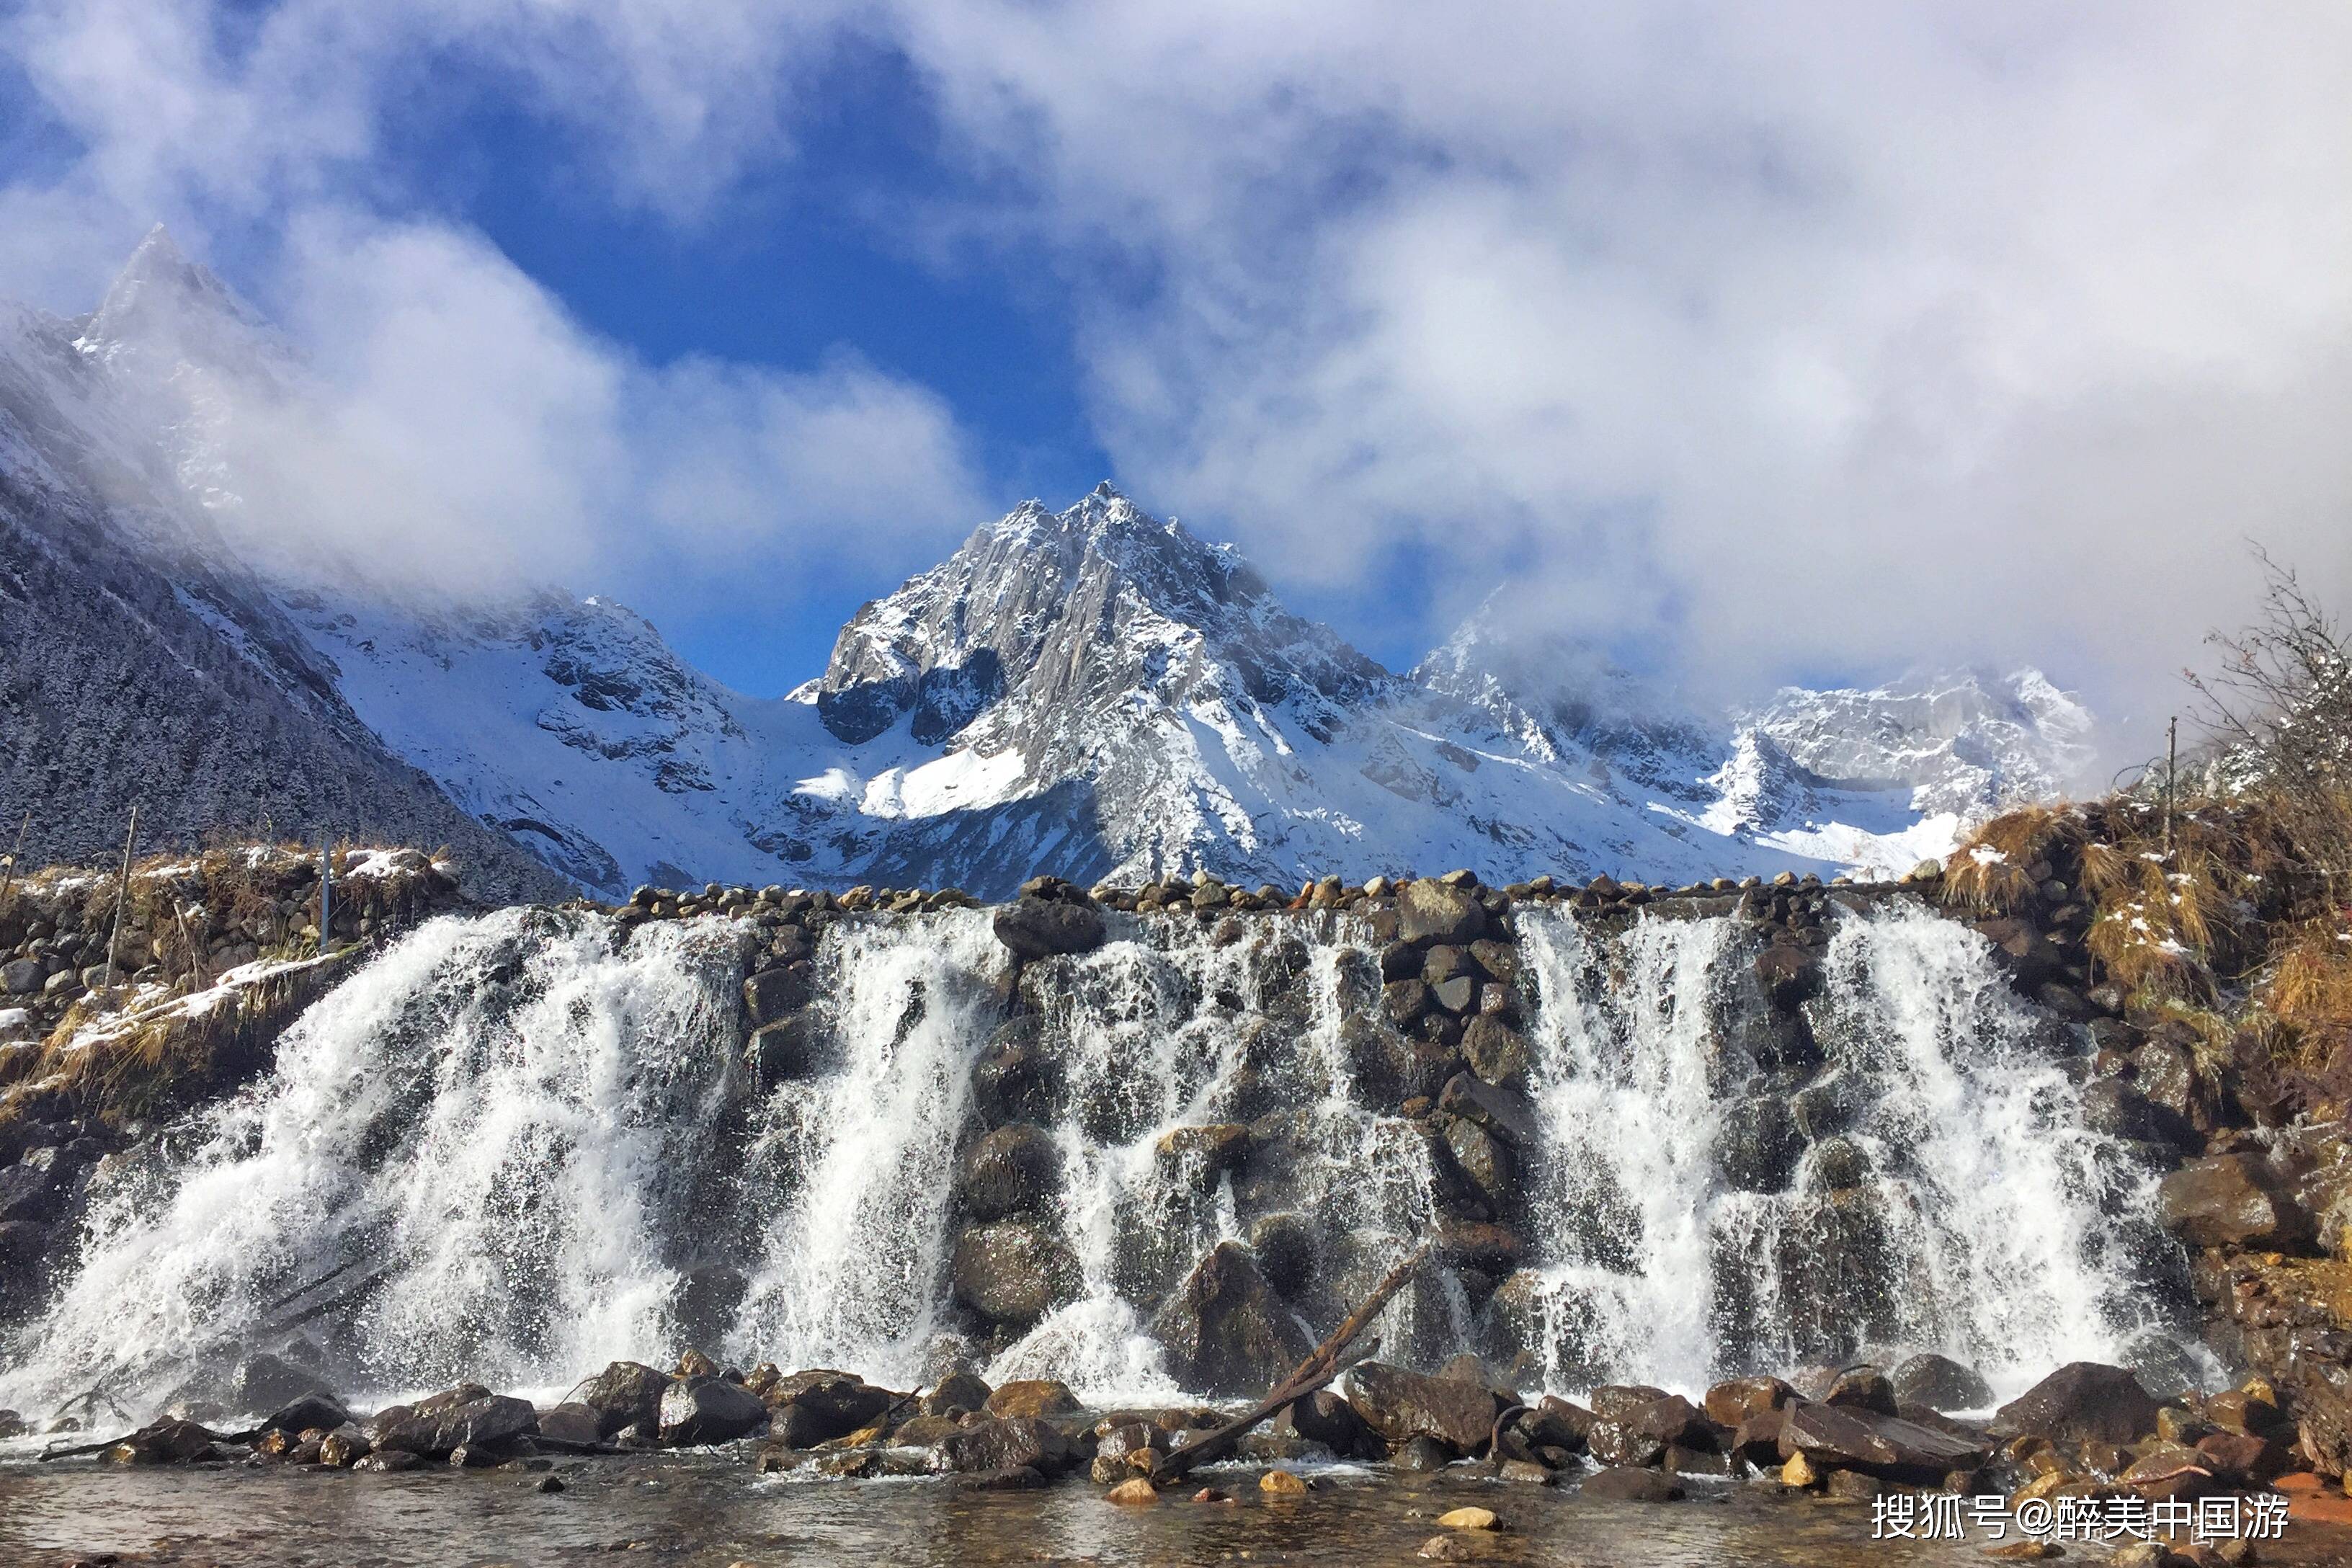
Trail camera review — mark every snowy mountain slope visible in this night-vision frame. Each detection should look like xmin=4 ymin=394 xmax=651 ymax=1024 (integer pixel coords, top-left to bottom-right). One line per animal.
xmin=0 ymin=231 xmax=2106 ymax=899
xmin=0 ymin=261 xmax=572 ymax=898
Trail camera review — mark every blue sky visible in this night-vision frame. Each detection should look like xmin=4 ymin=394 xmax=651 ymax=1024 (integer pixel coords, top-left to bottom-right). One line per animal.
xmin=4 ymin=3 xmax=2351 ymax=738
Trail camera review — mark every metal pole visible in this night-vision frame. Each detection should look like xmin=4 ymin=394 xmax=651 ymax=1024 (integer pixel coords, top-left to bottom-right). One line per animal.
xmin=2162 ymin=716 xmax=2178 ymax=857
xmin=104 ymin=804 xmax=138 ymax=991
xmin=319 ymin=836 xmax=331 ymax=955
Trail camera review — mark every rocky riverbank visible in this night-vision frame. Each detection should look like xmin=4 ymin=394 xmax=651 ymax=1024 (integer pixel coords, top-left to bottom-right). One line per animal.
xmin=5 ymin=1342 xmax=2344 ymax=1564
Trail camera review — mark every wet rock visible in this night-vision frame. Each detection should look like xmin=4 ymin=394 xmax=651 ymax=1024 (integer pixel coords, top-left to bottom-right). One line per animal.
xmin=577 ymin=1361 xmax=672 ymax=1438
xmin=970 ymin=1016 xmax=1065 ymax=1128
xmin=1889 ymin=1353 xmax=1994 ymax=1412
xmin=933 ymin=1415 xmax=1075 ymax=1476
xmin=1103 ymin=1475 xmax=1159 ymax=1504
xmin=742 ymin=962 xmax=816 ymax=1027
xmin=1469 ymin=940 xmax=1520 ymax=989
xmin=1396 ymin=1434 xmax=1454 ymax=1470
xmin=955 ymin=1464 xmax=1048 ymax=1492
xmin=370 ymin=1390 xmax=538 ymax=1458
xmin=1459 ymin=1016 xmax=1532 ymax=1091
xmin=951 ymin=1221 xmax=1083 ymax=1329
xmin=1398 ymin=880 xmax=1487 ymax=946
xmin=535 ymin=1403 xmax=602 ymax=1447
xmin=1777 ymin=1402 xmax=1989 ymax=1479
xmin=1588 ymin=1385 xmax=1672 ymax=1421
xmin=0 ymin=1164 xmax=61 ymax=1225
xmin=2157 ymin=1154 xmax=2304 ymax=1249
xmin=922 ymin=1370 xmax=993 ymax=1417
xmin=1247 ymin=1211 xmax=1320 ymax=1298
xmin=765 ymin=1371 xmax=894 ymax=1448
xmin=317 ymin=1427 xmax=370 ymax=1467
xmin=1584 ymin=1466 xmax=1685 ymax=1502
xmin=1260 ymin=1466 xmax=1310 ymax=1497
xmin=1154 ymin=1123 xmax=1253 ymax=1189
xmin=1273 ymin=1391 xmax=1382 ymax=1460
xmin=956 ymin=1123 xmax=1062 ymax=1221
xmin=1703 ymin=1376 xmax=1795 ymax=1427
xmin=743 ymin=1010 xmax=828 ymax=1088
xmin=1718 ymin=1097 xmax=1804 ymax=1193
xmin=659 ymin=1377 xmax=769 ymax=1445
xmin=1435 ymin=1504 xmax=1497 ymax=1529
xmin=984 ymin=1379 xmax=1080 ymax=1420
xmin=1522 ymin=1396 xmax=1592 ymax=1453
xmin=1437 ymin=1113 xmax=1516 ymax=1213
xmin=1991 ymin=1363 xmax=2160 ymax=1447
xmin=1437 ymin=1072 xmax=1537 ymax=1147
xmin=99 ymin=1418 xmax=222 ymax=1465
xmin=1340 ymin=1015 xmax=1457 ymax=1103
xmin=351 ymin=1448 xmax=421 ymax=1472
xmin=1587 ymin=1418 xmax=1666 ymax=1468
xmin=1822 ymin=1367 xmax=1899 ymax=1416
xmin=1730 ymin=1407 xmax=1787 ymax=1464
xmin=1773 ymin=1188 xmax=1900 ymax=1361
xmin=1149 ymin=1242 xmax=1314 ymax=1398
xmin=1789 ymin=1069 xmax=1867 ymax=1141
xmin=1755 ymin=944 xmax=1824 ymax=1010
xmin=232 ymin=1353 xmax=326 ymax=1419
xmin=993 ymin=897 xmax=1106 ymax=961
xmin=262 ymin=1392 xmax=352 ymax=1436
xmin=1430 ymin=976 xmax=1476 ymax=1014
xmin=1345 ymin=1361 xmax=1511 ymax=1453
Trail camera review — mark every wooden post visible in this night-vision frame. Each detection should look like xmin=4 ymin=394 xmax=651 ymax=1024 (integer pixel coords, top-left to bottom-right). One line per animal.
xmin=2162 ymin=716 xmax=2178 ymax=857
xmin=0 ymin=808 xmax=27 ymax=907
xmin=103 ymin=805 xmax=138 ymax=991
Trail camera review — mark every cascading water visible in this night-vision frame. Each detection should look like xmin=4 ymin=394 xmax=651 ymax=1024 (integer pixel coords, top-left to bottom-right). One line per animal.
xmin=982 ymin=915 xmax=1449 ymax=1401
xmin=726 ymin=909 xmax=1009 ymax=1385
xmin=0 ymin=891 xmax=2204 ymax=1427
xmin=0 ymin=906 xmax=754 ymax=1417
xmin=1508 ymin=899 xmax=2199 ymax=1401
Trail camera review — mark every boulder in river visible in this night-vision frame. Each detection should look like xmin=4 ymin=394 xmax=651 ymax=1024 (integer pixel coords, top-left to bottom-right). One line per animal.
xmin=1776 ymin=1401 xmax=1988 ymax=1479
xmin=658 ymin=1376 xmax=769 ymax=1445
xmin=1991 ymin=1363 xmax=2160 ymax=1447
xmin=765 ymin=1371 xmax=894 ymax=1448
xmin=984 ymin=1380 xmax=1080 ymax=1420
xmin=2157 ymin=1154 xmax=2304 ymax=1249
xmin=369 ymin=1389 xmax=538 ymax=1458
xmin=577 ymin=1360 xmax=672 ymax=1438
xmin=931 ymin=1415 xmax=1074 ymax=1476
xmin=1148 ymin=1241 xmax=1314 ymax=1399
xmin=970 ymin=1016 xmax=1065 ymax=1128
xmin=1344 ymin=1361 xmax=1512 ymax=1453
xmin=1272 ymin=1390 xmax=1382 ymax=1460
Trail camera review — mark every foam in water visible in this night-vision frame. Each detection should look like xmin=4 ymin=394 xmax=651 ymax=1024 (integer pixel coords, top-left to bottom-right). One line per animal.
xmin=1510 ymin=899 xmax=2195 ymax=1400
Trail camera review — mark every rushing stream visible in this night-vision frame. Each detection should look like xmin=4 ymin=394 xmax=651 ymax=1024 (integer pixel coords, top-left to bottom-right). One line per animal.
xmin=0 ymin=898 xmax=2200 ymax=1425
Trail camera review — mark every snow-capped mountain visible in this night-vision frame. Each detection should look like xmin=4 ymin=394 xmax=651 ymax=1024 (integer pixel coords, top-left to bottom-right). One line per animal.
xmin=1 ymin=231 xmax=2105 ymax=899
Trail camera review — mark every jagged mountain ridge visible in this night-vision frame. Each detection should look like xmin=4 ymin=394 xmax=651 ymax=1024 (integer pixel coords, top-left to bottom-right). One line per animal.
xmin=0 ymin=231 xmax=2102 ymax=899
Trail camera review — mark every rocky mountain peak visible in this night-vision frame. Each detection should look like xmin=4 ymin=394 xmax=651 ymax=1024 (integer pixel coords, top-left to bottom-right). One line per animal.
xmin=78 ymin=223 xmax=267 ymax=368
xmin=815 ymin=487 xmax=1387 ymax=748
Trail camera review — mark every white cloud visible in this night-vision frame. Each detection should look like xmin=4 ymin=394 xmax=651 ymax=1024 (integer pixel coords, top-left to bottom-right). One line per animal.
xmin=6 ymin=0 xmax=2352 ymax=745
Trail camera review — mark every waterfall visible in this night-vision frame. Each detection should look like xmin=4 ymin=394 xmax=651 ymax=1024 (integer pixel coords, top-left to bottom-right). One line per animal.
xmin=0 ymin=907 xmax=753 ymax=1416
xmin=1510 ymin=899 xmax=2196 ymax=1402
xmin=0 ymin=893 xmax=2201 ymax=1422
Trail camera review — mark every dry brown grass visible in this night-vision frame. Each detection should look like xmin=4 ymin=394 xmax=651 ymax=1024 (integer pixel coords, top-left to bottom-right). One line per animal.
xmin=1941 ymin=803 xmax=2088 ymax=913
xmin=2 ymin=950 xmax=352 ymax=1128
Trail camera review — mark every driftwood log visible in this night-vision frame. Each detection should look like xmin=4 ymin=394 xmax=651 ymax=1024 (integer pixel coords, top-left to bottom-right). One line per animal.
xmin=1153 ymin=1239 xmax=1432 ymax=1483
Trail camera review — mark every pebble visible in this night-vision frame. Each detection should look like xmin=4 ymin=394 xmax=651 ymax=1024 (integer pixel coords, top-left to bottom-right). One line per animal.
xmin=1105 ymin=1477 xmax=1160 ymax=1505
xmin=1435 ymin=1506 xmax=1497 ymax=1531
xmin=1259 ymin=1468 xmax=1309 ymax=1497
